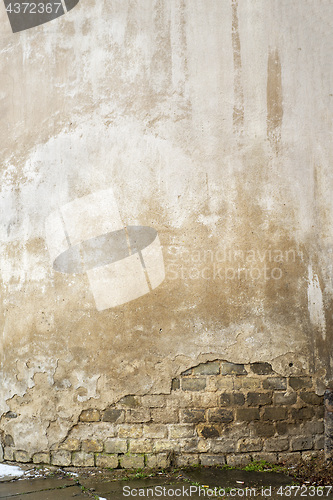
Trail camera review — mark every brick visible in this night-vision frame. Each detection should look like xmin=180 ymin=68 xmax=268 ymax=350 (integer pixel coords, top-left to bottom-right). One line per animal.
xmin=206 ymin=377 xmax=219 ymax=392
xmin=169 ymin=424 xmax=195 ymax=439
xmin=220 ymin=393 xmax=245 ymax=406
xmin=79 ymin=409 xmax=100 ymax=422
xmin=226 ymin=454 xmax=252 ymax=466
xmin=4 ymin=447 xmax=14 ymax=461
xmin=291 ymin=437 xmax=313 ymax=451
xmin=315 ymin=406 xmax=324 ymax=418
xmin=264 ymin=438 xmax=289 ymax=452
xmin=291 ymin=407 xmax=315 ymax=421
xmin=146 ymin=453 xmax=170 ymax=468
xmin=105 ymin=439 xmax=127 ymax=454
xmin=251 ymin=422 xmax=275 ymax=437
xmin=126 ymin=409 xmax=150 ymax=423
xmin=191 ymin=393 xmax=218 ymax=408
xmin=143 ymin=423 xmax=168 ymax=439
xmin=303 ymin=421 xmax=324 ymax=435
xmin=275 ymin=422 xmax=302 ymax=436
xmin=181 ymin=368 xmax=192 ymax=376
xmin=263 ymin=407 xmax=288 ymax=421
xmin=120 ymin=455 xmax=145 ymax=469
xmin=221 ymin=423 xmax=251 ymax=440
xmin=102 ymin=409 xmax=125 ymax=423
xmin=82 ymin=439 xmax=103 ymax=453
xmin=278 ymin=452 xmax=301 ymax=463
xmin=275 ymin=422 xmax=287 ymax=435
xmin=247 ymin=392 xmax=272 ymax=406
xmin=117 ymin=395 xmax=141 ymax=408
xmin=273 ymin=392 xmax=297 ymax=405
xmin=95 ymin=453 xmax=118 ymax=468
xmin=289 ymin=377 xmax=312 ymax=390
xmin=14 ymin=450 xmax=31 ymax=463
xmin=200 ymin=455 xmax=226 ymax=466
xmin=221 ymin=362 xmax=247 ymax=375
xmin=193 ymin=361 xmax=220 ymax=375
xmin=263 ymin=378 xmax=287 ymax=390
xmin=72 ymin=451 xmax=94 ymax=467
xmin=143 ymin=424 xmax=167 ymax=438
xmin=141 ymin=395 xmax=165 ymax=407
xmin=197 ymin=424 xmax=221 ymax=438
xmin=208 ymin=409 xmax=234 ymax=423
xmin=129 ymin=439 xmax=153 ymax=453
xmin=182 ymin=438 xmax=209 ymax=453
xmin=216 ymin=378 xmax=235 ymax=390
xmin=234 ymin=393 xmax=246 ymax=406
xmin=32 ymin=452 xmax=50 ymax=464
xmin=154 ymin=440 xmax=181 ymax=452
xmin=176 ymin=454 xmax=200 ymax=466
xmin=237 ymin=378 xmax=262 ymax=390
xmin=4 ymin=435 xmax=14 ymax=447
xmin=51 ymin=450 xmax=71 ymax=466
xmin=252 ymin=452 xmax=278 ymax=463
xmin=299 ymin=392 xmax=323 ymax=405
xmin=314 ymin=436 xmax=324 ymax=450
xmin=219 ymin=393 xmax=231 ymax=406
xmin=69 ymin=422 xmax=116 ymax=440
xmin=171 ymin=378 xmax=180 ymax=391
xmin=118 ymin=425 xmax=143 ymax=438
xmin=180 ymin=409 xmax=206 ymax=423
xmin=167 ymin=392 xmax=192 ymax=409
xmin=236 ymin=408 xmax=260 ymax=421
xmin=250 ymin=363 xmax=273 ymax=375
xmin=151 ymin=408 xmax=179 ymax=423
xmin=59 ymin=438 xmax=81 ymax=451
xmin=209 ymin=439 xmax=236 ymax=453
xmin=182 ymin=378 xmax=206 ymax=391
xmin=238 ymin=438 xmax=262 ymax=452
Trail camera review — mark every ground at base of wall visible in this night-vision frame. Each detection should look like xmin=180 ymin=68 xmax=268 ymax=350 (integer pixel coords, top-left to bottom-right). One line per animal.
xmin=291 ymin=456 xmax=333 ymax=485
xmin=1 ymin=455 xmax=333 ymax=499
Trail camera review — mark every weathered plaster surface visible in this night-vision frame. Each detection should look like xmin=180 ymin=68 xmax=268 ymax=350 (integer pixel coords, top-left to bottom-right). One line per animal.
xmin=1 ymin=0 xmax=333 ymax=454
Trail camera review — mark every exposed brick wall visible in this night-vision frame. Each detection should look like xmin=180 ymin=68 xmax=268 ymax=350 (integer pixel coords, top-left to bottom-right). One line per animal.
xmin=2 ymin=361 xmax=325 ymax=468
xmin=325 ymin=389 xmax=333 ymax=461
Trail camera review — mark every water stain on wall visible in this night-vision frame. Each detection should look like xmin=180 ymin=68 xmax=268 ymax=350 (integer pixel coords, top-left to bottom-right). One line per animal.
xmin=267 ymin=48 xmax=283 ymax=154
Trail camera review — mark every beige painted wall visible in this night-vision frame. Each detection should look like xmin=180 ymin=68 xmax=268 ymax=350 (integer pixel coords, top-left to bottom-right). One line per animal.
xmin=0 ymin=0 xmax=332 ymax=455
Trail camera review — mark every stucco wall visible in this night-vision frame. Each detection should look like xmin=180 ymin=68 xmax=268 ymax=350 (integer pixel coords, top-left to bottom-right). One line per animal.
xmin=1 ymin=0 xmax=333 ymax=461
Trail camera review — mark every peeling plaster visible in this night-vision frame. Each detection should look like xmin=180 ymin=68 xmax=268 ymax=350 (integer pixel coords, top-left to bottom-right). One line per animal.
xmin=308 ymin=264 xmax=326 ymax=340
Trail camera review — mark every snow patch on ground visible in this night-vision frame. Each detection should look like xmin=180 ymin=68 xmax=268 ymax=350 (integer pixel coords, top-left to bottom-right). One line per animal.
xmin=0 ymin=464 xmax=24 ymax=479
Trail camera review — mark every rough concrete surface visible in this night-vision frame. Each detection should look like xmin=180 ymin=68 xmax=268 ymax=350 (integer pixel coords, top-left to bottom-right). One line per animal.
xmin=0 ymin=0 xmax=333 ymax=459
